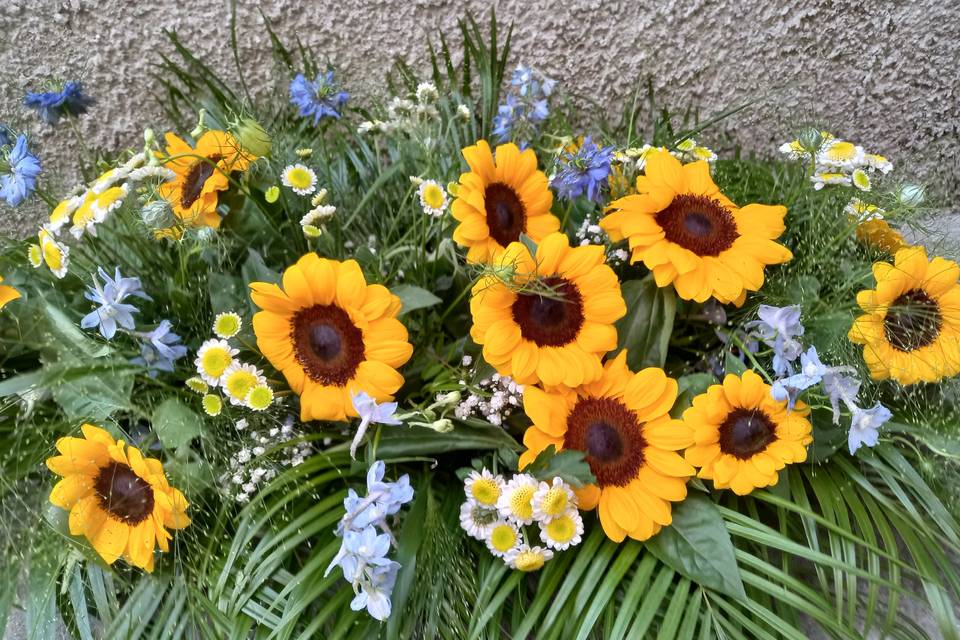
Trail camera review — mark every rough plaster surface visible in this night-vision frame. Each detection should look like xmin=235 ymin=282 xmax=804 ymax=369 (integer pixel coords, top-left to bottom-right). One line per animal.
xmin=0 ymin=0 xmax=958 ymax=236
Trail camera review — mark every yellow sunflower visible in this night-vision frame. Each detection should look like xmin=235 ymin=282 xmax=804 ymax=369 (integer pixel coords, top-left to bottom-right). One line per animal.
xmin=0 ymin=275 xmax=20 ymax=310
xmin=682 ymin=370 xmax=812 ymax=495
xmin=469 ymin=232 xmax=626 ymax=388
xmin=251 ymin=253 xmax=414 ymax=422
xmin=46 ymin=423 xmax=190 ymax=572
xmin=848 ymin=246 xmax=960 ymax=385
xmin=855 ymin=219 xmax=907 ymax=254
xmin=158 ymin=130 xmax=256 ymax=229
xmin=519 ymin=351 xmax=694 ymax=542
xmin=601 ymin=149 xmax=792 ymax=305
xmin=451 ymin=140 xmax=559 ymax=264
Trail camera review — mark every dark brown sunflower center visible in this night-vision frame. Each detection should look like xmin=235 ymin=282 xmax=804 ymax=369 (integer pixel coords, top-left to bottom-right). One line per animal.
xmin=884 ymin=288 xmax=942 ymax=352
xmin=718 ymin=408 xmax=776 ymax=459
xmin=654 ymin=194 xmax=738 ymax=256
xmin=484 ymin=182 xmax=527 ymax=246
xmin=180 ymin=154 xmax=223 ymax=209
xmin=291 ymin=304 xmax=365 ymax=385
xmin=564 ymin=397 xmax=646 ymax=487
xmin=511 ymin=277 xmax=585 ymax=347
xmin=94 ymin=462 xmax=154 ymax=524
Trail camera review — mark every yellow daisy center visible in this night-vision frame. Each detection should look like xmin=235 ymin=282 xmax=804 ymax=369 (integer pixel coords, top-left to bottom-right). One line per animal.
xmin=28 ymin=244 xmax=43 ymax=268
xmin=471 ymin=478 xmax=501 ymax=505
xmin=224 ymin=370 xmax=257 ymax=400
xmin=201 ymin=348 xmax=232 ymax=379
xmin=422 ymin=184 xmax=445 ymax=209
xmin=214 ymin=313 xmax=241 ymax=338
xmin=513 ymin=550 xmax=546 ymax=572
xmin=42 ymin=241 xmax=64 ymax=271
xmin=246 ymin=385 xmax=274 ymax=410
xmin=544 ymin=515 xmax=576 ymax=543
xmin=185 ymin=377 xmax=208 ymax=393
xmin=508 ymin=486 xmax=535 ymax=520
xmin=852 ymin=170 xmax=871 ymax=190
xmin=489 ymin=524 xmax=518 ymax=552
xmin=540 ymin=488 xmax=569 ymax=516
xmin=202 ymin=394 xmax=222 ymax=416
xmin=826 ymin=141 xmax=857 ymax=161
xmin=285 ymin=167 xmax=314 ymax=190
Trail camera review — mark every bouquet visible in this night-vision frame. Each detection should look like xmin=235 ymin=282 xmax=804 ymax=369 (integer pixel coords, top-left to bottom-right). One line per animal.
xmin=2 ymin=13 xmax=958 ymax=639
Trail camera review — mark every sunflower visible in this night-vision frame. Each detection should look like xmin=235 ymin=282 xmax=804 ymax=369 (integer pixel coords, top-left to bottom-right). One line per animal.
xmin=681 ymin=370 xmax=813 ymax=495
xmin=158 ymin=130 xmax=256 ymax=229
xmin=46 ymin=423 xmax=190 ymax=572
xmin=848 ymin=246 xmax=960 ymax=385
xmin=469 ymin=232 xmax=626 ymax=388
xmin=855 ymin=219 xmax=906 ymax=254
xmin=518 ymin=351 xmax=694 ymax=542
xmin=0 ymin=275 xmax=20 ymax=310
xmin=250 ymin=253 xmax=413 ymax=422
xmin=601 ymin=149 xmax=792 ymax=305
xmin=451 ymin=140 xmax=559 ymax=264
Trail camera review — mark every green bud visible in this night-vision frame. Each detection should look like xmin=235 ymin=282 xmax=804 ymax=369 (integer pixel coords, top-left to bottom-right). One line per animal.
xmin=139 ymin=200 xmax=176 ymax=230
xmin=897 ymin=184 xmax=925 ymax=208
xmin=427 ymin=418 xmax=454 ymax=433
xmin=233 ymin=117 xmax=272 ymax=158
xmin=798 ymin=127 xmax=824 ymax=154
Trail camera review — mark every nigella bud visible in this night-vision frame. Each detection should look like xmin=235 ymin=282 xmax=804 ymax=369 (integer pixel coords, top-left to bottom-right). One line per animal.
xmin=139 ymin=200 xmax=175 ymax=230
xmin=427 ymin=418 xmax=454 ymax=433
xmin=798 ymin=127 xmax=824 ymax=154
xmin=897 ymin=184 xmax=925 ymax=208
xmin=233 ymin=117 xmax=272 ymax=158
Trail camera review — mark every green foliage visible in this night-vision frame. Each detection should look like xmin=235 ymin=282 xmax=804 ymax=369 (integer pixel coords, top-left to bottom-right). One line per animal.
xmin=615 ymin=275 xmax=676 ymax=370
xmin=522 ymin=445 xmax=596 ymax=488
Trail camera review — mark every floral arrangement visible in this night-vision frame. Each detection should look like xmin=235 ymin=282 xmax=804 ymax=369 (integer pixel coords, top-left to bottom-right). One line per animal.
xmin=2 ymin=14 xmax=959 ymax=639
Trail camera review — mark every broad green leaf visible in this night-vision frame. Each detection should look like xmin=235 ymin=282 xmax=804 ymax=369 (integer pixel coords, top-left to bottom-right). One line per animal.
xmin=615 ymin=275 xmax=676 ymax=369
xmin=51 ymin=366 xmax=134 ymax=421
xmin=393 ymin=284 xmax=442 ymax=316
xmin=152 ymin=397 xmax=202 ymax=449
xmin=241 ymin=247 xmax=280 ymax=286
xmin=39 ymin=302 xmax=111 ymax=361
xmin=208 ymin=272 xmax=246 ymax=315
xmin=810 ymin=407 xmax=846 ymax=462
xmin=522 ymin=445 xmax=595 ymax=487
xmin=374 ymin=422 xmax=518 ymax=458
xmin=723 ymin=351 xmax=747 ymax=376
xmin=645 ymin=493 xmax=746 ymax=600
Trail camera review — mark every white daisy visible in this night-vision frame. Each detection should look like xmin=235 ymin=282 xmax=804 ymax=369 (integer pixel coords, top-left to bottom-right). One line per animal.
xmin=485 ymin=520 xmax=521 ymax=558
xmin=531 ymin=477 xmax=578 ymax=522
xmin=459 ymin=501 xmax=499 ymax=540
xmin=864 ymin=153 xmax=893 ymax=174
xmin=220 ymin=362 xmax=266 ymax=406
xmin=844 ymin=198 xmax=884 ymax=223
xmin=816 ymin=139 xmax=865 ymax=170
xmin=538 ymin=510 xmax=584 ymax=550
xmin=38 ymin=228 xmax=69 ymax=279
xmin=464 ymin=468 xmax=504 ymax=508
xmin=811 ymin=172 xmax=851 ymax=190
xmin=417 ymin=180 xmax=448 ymax=217
xmin=415 ymin=82 xmax=439 ymax=104
xmin=504 ymin=544 xmax=554 ymax=572
xmin=281 ymin=164 xmax=318 ymax=196
xmin=213 ymin=311 xmax=242 ymax=339
xmin=496 ymin=473 xmax=539 ymax=525
xmin=195 ymin=338 xmax=239 ymax=386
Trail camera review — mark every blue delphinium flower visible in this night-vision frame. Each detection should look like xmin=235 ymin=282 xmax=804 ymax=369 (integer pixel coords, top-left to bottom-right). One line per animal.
xmin=821 ymin=371 xmax=861 ymax=423
xmin=24 ymin=81 xmax=95 ymax=125
xmin=0 ymin=134 xmax=42 ymax=207
xmin=80 ymin=267 xmax=151 ymax=339
xmin=349 ymin=391 xmax=403 ymax=458
xmin=746 ymin=305 xmax=805 ymax=376
xmin=493 ymin=65 xmax=555 ymax=146
xmin=326 ymin=460 xmax=413 ymax=621
xmin=289 ymin=71 xmax=349 ymax=124
xmin=848 ymin=402 xmax=891 ymax=454
xmin=552 ymin=136 xmax=614 ymax=202
xmin=131 ymin=320 xmax=188 ymax=376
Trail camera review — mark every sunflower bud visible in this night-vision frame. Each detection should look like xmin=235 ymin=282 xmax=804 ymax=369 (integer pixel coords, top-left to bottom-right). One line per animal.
xmin=233 ymin=117 xmax=272 ymax=158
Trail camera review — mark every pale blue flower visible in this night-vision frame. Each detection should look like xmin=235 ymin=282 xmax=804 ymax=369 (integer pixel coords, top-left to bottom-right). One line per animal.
xmin=848 ymin=402 xmax=891 ymax=454
xmin=289 ymin=71 xmax=349 ymax=124
xmin=822 ymin=372 xmax=861 ymax=424
xmin=349 ymin=391 xmax=402 ymax=458
xmin=552 ymin=136 xmax=614 ymax=202
xmin=131 ymin=320 xmax=188 ymax=376
xmin=80 ymin=267 xmax=151 ymax=339
xmin=746 ymin=305 xmax=805 ymax=376
xmin=24 ymin=81 xmax=95 ymax=125
xmin=771 ymin=347 xmax=828 ymax=408
xmin=493 ymin=65 xmax=555 ymax=145
xmin=0 ymin=134 xmax=42 ymax=206
xmin=350 ymin=562 xmax=400 ymax=621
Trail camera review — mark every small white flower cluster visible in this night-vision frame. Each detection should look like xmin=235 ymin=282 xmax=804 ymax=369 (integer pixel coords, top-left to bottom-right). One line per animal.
xmin=673 ymin=137 xmax=718 ymax=163
xmin=223 ymin=416 xmax=312 ymax=503
xmin=574 ymin=215 xmax=629 ymax=267
xmin=459 ymin=469 xmax=584 ymax=572
xmin=453 ymin=362 xmax=523 ymax=426
xmin=190 ymin=312 xmax=275 ymax=413
xmin=358 ymin=82 xmax=470 ymax=139
xmin=779 ymin=131 xmax=893 ymax=192
xmin=300 ymin=189 xmax=335 ymax=237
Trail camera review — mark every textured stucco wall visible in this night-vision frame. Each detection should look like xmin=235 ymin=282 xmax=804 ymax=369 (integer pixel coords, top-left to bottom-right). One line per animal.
xmin=1 ymin=0 xmax=958 ymax=236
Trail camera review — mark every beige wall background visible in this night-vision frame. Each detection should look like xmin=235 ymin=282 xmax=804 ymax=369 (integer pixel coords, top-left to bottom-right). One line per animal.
xmin=0 ymin=0 xmax=958 ymax=237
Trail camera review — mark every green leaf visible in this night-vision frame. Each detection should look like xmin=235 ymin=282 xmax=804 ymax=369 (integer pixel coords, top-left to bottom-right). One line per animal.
xmin=375 ymin=422 xmax=518 ymax=458
xmin=152 ymin=398 xmax=202 ymax=449
xmin=39 ymin=302 xmax=111 ymax=361
xmin=241 ymin=247 xmax=280 ymax=286
xmin=615 ymin=275 xmax=676 ymax=369
xmin=208 ymin=272 xmax=246 ymax=315
xmin=671 ymin=373 xmax=715 ymax=418
xmin=522 ymin=445 xmax=596 ymax=487
xmin=723 ymin=351 xmax=747 ymax=376
xmin=645 ymin=493 xmax=746 ymax=600
xmin=810 ymin=407 xmax=846 ymax=462
xmin=393 ymin=284 xmax=443 ymax=316
xmin=518 ymin=232 xmax=538 ymax=256
xmin=51 ymin=366 xmax=134 ymax=421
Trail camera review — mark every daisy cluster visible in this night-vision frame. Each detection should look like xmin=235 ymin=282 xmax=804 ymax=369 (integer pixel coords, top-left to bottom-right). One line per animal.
xmin=300 ymin=189 xmax=336 ymax=237
xmin=453 ymin=358 xmax=524 ymax=426
xmin=357 ymin=81 xmax=466 ymax=141
xmin=222 ymin=416 xmax=312 ymax=503
xmin=608 ymin=138 xmax=716 ymax=200
xmin=326 ymin=461 xmax=414 ymax=621
xmin=746 ymin=305 xmax=891 ymax=454
xmin=191 ymin=311 xmax=275 ymax=414
xmin=779 ymin=130 xmax=892 ymax=192
xmin=459 ymin=469 xmax=583 ymax=572
xmin=28 ymin=152 xmax=175 ymax=279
